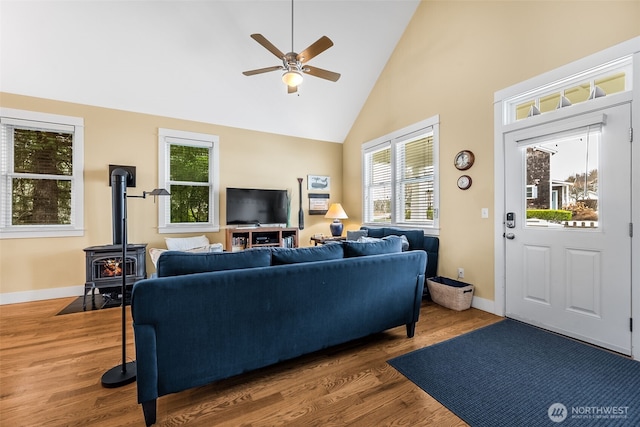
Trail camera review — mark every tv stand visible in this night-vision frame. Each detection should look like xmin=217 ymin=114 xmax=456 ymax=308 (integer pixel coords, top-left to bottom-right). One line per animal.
xmin=226 ymin=227 xmax=298 ymax=251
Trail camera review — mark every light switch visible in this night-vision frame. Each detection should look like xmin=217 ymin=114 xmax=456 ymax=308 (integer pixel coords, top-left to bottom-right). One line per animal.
xmin=481 ymin=208 xmax=489 ymax=218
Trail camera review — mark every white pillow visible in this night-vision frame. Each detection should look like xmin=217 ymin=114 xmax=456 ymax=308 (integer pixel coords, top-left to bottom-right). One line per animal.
xmin=383 ymin=234 xmax=410 ymax=251
xmin=149 ymin=243 xmax=224 ymax=267
xmin=149 ymin=247 xmax=167 ymax=267
xmin=165 ymin=235 xmax=210 ymax=251
xmin=358 ymin=235 xmax=410 ymax=251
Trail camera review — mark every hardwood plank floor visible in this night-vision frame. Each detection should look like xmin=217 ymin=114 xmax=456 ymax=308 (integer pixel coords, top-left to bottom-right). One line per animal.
xmin=0 ymin=297 xmax=501 ymax=426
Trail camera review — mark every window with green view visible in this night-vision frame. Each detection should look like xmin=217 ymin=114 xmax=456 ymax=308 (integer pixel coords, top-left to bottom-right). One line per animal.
xmin=158 ymin=128 xmax=219 ymax=233
xmin=1 ymin=109 xmax=84 ymax=239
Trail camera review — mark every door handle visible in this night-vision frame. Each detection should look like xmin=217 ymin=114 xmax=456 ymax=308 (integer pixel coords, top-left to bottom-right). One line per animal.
xmin=505 ymin=233 xmax=515 ymax=240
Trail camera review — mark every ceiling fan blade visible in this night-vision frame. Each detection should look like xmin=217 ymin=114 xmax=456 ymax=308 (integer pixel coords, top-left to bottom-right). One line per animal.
xmin=288 ymin=85 xmax=298 ymax=94
xmin=242 ymin=65 xmax=282 ymax=76
xmin=303 ymin=65 xmax=341 ymax=82
xmin=297 ymin=36 xmax=334 ymax=63
xmin=250 ymin=34 xmax=285 ymax=59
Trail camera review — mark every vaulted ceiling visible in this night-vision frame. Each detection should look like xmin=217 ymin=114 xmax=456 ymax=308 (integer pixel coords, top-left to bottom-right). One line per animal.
xmin=0 ymin=0 xmax=420 ymax=143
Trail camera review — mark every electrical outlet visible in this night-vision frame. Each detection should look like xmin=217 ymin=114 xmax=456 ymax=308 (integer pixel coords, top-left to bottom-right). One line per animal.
xmin=457 ymin=268 xmax=464 ymax=279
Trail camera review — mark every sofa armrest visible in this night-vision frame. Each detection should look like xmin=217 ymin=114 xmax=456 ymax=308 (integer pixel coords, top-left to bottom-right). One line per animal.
xmin=360 ymin=226 xmax=439 ymax=278
xmin=422 ymin=236 xmax=439 ymax=278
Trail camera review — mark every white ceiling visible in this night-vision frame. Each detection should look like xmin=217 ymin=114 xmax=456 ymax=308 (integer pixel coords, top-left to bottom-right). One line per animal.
xmin=0 ymin=0 xmax=420 ymax=143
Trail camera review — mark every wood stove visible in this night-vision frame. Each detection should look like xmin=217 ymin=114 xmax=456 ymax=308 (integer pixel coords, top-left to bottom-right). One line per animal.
xmin=83 ymin=243 xmax=146 ymax=310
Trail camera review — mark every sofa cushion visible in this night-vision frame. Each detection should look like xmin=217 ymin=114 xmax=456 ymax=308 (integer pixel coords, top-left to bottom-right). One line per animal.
xmin=271 ymin=244 xmax=344 ymax=265
xmin=343 ymin=236 xmax=403 ymax=257
xmin=156 ymin=248 xmax=272 ymax=277
xmin=362 ymin=227 xmax=385 ymax=239
xmin=360 ymin=227 xmax=424 ymax=250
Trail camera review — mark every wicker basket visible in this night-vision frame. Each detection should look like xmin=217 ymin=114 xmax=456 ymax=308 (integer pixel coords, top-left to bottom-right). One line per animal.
xmin=427 ymin=276 xmax=474 ymax=311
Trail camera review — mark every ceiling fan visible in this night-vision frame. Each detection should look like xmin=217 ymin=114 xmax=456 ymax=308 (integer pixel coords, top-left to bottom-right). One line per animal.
xmin=242 ymin=0 xmax=341 ymax=94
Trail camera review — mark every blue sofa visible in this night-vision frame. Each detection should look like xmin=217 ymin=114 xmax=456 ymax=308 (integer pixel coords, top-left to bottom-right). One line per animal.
xmin=360 ymin=226 xmax=439 ymax=296
xmin=131 ymin=239 xmax=426 ymax=426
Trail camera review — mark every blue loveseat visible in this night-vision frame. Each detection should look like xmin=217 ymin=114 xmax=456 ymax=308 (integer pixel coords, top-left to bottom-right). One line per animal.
xmin=131 ymin=238 xmax=427 ymax=425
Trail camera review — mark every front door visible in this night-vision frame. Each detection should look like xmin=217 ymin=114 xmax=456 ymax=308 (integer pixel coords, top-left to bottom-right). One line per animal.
xmin=504 ymin=103 xmax=632 ymax=355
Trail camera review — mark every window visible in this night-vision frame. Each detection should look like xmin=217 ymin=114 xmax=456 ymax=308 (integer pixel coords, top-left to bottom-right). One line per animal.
xmin=526 ymin=185 xmax=538 ymax=199
xmin=0 ymin=108 xmax=84 ymax=239
xmin=362 ymin=116 xmax=439 ymax=232
xmin=158 ymin=128 xmax=219 ymax=233
xmin=509 ymin=55 xmax=632 ymax=122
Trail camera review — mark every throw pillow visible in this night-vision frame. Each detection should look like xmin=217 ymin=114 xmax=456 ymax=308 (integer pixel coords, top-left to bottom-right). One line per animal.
xmin=383 ymin=228 xmax=423 ymax=250
xmin=271 ymin=244 xmax=344 ymax=265
xmin=343 ymin=236 xmax=403 ymax=257
xmin=156 ymin=248 xmax=271 ymax=277
xmin=383 ymin=234 xmax=410 ymax=251
xmin=165 ymin=235 xmax=210 ymax=251
xmin=346 ymin=229 xmax=368 ymax=241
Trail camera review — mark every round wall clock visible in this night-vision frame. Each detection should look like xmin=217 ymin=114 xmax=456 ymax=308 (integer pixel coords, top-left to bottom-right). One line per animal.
xmin=457 ymin=175 xmax=472 ymax=190
xmin=454 ymin=150 xmax=475 ymax=170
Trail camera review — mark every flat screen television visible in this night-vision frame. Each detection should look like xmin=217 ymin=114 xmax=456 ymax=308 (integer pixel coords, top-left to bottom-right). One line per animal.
xmin=226 ymin=187 xmax=288 ymax=226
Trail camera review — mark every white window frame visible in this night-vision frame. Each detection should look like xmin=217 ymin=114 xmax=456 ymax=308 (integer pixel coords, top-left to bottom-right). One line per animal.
xmin=362 ymin=115 xmax=440 ymax=234
xmin=0 ymin=108 xmax=84 ymax=239
xmin=158 ymin=128 xmax=219 ymax=234
xmin=526 ymin=185 xmax=538 ymax=199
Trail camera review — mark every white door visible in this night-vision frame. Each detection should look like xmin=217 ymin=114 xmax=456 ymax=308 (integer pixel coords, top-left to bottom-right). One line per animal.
xmin=505 ymin=103 xmax=632 ymax=355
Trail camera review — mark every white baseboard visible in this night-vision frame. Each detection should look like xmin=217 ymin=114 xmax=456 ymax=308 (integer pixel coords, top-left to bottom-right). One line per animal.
xmin=3 ymin=285 xmax=501 ymax=313
xmin=0 ymin=285 xmax=83 ymax=305
xmin=471 ymin=295 xmax=499 ymax=315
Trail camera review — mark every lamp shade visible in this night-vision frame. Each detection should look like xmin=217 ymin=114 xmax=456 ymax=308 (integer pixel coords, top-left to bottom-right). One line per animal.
xmin=324 ymin=203 xmax=348 ymax=219
xmin=282 ymin=70 xmax=303 ymax=87
xmin=146 ymin=188 xmax=170 ymax=196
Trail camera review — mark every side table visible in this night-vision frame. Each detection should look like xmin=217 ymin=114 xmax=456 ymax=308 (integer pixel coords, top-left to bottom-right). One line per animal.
xmin=310 ymin=235 xmax=346 ymax=246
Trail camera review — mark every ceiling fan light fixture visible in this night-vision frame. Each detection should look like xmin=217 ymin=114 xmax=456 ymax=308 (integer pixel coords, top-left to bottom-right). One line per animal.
xmin=282 ymin=69 xmax=303 ymax=87
xmin=283 ymin=71 xmax=303 ymax=86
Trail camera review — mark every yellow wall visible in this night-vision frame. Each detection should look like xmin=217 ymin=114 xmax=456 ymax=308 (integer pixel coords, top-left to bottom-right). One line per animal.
xmin=3 ymin=1 xmax=639 ymax=302
xmin=342 ymin=0 xmax=640 ymax=301
xmin=0 ymin=93 xmax=342 ymax=295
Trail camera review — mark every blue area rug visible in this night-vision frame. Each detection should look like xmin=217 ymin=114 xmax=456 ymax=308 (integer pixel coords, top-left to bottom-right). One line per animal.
xmin=389 ymin=319 xmax=640 ymax=426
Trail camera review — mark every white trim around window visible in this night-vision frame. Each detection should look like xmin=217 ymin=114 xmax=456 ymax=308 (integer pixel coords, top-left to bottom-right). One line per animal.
xmin=157 ymin=128 xmax=220 ymax=234
xmin=361 ymin=115 xmax=440 ymax=235
xmin=0 ymin=108 xmax=84 ymax=239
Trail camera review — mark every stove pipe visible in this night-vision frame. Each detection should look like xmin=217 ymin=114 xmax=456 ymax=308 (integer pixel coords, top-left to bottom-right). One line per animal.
xmin=111 ymin=168 xmax=128 ymax=245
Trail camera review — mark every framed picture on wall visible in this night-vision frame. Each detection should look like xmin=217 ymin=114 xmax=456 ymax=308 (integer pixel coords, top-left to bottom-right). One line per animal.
xmin=307 ymin=175 xmax=330 ymax=191
xmin=309 ymin=193 xmax=330 ymax=215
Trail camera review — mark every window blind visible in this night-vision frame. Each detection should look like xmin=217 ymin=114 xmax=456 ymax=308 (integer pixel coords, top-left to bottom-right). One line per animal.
xmin=395 ymin=133 xmax=434 ymax=224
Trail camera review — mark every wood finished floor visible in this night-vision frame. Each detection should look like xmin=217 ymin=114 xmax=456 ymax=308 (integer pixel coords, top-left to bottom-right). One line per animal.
xmin=0 ymin=297 xmax=501 ymax=426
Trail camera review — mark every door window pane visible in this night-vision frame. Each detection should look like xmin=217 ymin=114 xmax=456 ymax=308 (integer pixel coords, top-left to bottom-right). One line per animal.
xmin=539 ymin=93 xmax=561 ymax=113
xmin=524 ymin=127 xmax=600 ymax=228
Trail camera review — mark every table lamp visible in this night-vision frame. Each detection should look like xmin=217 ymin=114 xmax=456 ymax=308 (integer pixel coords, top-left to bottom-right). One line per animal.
xmin=325 ymin=203 xmax=348 ymax=237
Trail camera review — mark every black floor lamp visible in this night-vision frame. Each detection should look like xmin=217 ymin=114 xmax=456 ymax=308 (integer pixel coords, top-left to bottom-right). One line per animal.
xmin=102 ymin=168 xmax=169 ymax=388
